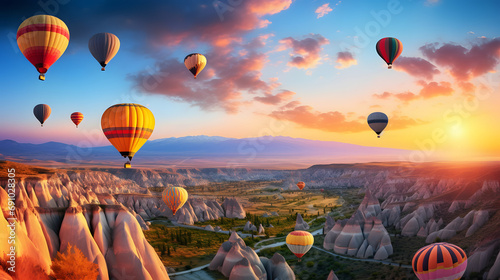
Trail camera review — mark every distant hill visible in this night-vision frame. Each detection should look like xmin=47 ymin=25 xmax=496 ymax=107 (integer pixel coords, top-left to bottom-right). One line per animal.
xmin=0 ymin=136 xmax=413 ymax=168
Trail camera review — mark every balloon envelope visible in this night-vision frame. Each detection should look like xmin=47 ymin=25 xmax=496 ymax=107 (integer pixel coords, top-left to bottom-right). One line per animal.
xmin=162 ymin=186 xmax=188 ymax=215
xmin=296 ymin=182 xmax=305 ymax=190
xmin=17 ymin=15 xmax=70 ymax=80
xmin=33 ymin=104 xmax=51 ymax=126
xmin=184 ymin=53 xmax=207 ymax=78
xmin=367 ymin=112 xmax=388 ymax=138
xmin=413 ymin=242 xmax=467 ymax=280
xmin=101 ymin=103 xmax=155 ymax=161
xmin=376 ymin=37 xmax=402 ymax=69
xmin=88 ymin=33 xmax=120 ymax=71
xmin=71 ymin=112 xmax=84 ymax=127
xmin=286 ymin=230 xmax=314 ymax=259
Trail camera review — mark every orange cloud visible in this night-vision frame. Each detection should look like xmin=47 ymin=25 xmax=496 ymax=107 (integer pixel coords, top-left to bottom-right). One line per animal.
xmin=315 ymin=3 xmax=333 ymax=18
xmin=417 ymin=80 xmax=454 ymax=99
xmin=420 ymin=38 xmax=500 ymax=81
xmin=335 ymin=51 xmax=357 ymax=69
xmin=394 ymin=56 xmax=440 ymax=80
xmin=269 ymin=103 xmax=425 ymax=133
xmin=373 ymin=81 xmax=453 ymax=103
xmin=279 ymin=34 xmax=329 ymax=69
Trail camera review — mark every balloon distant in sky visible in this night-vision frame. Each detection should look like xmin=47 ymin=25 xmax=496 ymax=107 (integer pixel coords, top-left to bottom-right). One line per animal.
xmin=33 ymin=104 xmax=51 ymax=127
xmin=286 ymin=230 xmax=314 ymax=261
xmin=376 ymin=37 xmax=402 ymax=69
xmin=17 ymin=15 xmax=70 ymax=81
xmin=367 ymin=112 xmax=388 ymax=138
xmin=297 ymin=182 xmax=305 ymax=190
xmin=184 ymin=53 xmax=207 ymax=79
xmin=162 ymin=186 xmax=188 ymax=215
xmin=70 ymin=112 xmax=84 ymax=128
xmin=88 ymin=33 xmax=120 ymax=71
xmin=101 ymin=103 xmax=155 ymax=166
xmin=412 ymin=242 xmax=467 ymax=280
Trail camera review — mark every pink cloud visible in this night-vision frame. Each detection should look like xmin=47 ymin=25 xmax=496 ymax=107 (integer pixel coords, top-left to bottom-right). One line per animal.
xmin=420 ymin=38 xmax=500 ymax=81
xmin=279 ymin=34 xmax=329 ymax=69
xmin=254 ymin=90 xmax=296 ymax=105
xmin=394 ymin=56 xmax=440 ymax=80
xmin=335 ymin=51 xmax=357 ymax=69
xmin=315 ymin=3 xmax=333 ymax=18
xmin=130 ymin=42 xmax=275 ymax=113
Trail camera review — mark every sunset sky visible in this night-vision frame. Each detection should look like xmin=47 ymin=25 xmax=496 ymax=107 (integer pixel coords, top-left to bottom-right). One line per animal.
xmin=1 ymin=0 xmax=500 ymax=161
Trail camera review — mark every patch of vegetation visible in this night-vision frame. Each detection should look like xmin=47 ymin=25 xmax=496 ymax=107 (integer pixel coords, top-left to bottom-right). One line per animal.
xmin=144 ymin=224 xmax=229 ymax=271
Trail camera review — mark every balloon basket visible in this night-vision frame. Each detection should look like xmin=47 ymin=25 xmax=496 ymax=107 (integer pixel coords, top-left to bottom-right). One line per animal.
xmin=39 ymin=74 xmax=45 ymax=81
xmin=101 ymin=67 xmax=105 ymax=71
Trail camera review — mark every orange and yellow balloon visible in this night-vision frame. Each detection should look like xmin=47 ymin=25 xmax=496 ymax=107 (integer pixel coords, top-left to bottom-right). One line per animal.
xmin=162 ymin=186 xmax=188 ymax=215
xmin=286 ymin=230 xmax=314 ymax=260
xmin=17 ymin=15 xmax=70 ymax=80
xmin=184 ymin=53 xmax=206 ymax=79
xmin=297 ymin=182 xmax=305 ymax=190
xmin=412 ymin=242 xmax=467 ymax=280
xmin=70 ymin=112 xmax=84 ymax=128
xmin=101 ymin=103 xmax=155 ymax=166
xmin=88 ymin=32 xmax=120 ymax=71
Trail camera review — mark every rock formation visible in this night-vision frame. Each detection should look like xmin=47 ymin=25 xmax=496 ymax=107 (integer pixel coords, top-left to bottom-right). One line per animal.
xmin=294 ymin=213 xmax=309 ymax=230
xmin=209 ymin=232 xmax=268 ymax=279
xmin=260 ymin=253 xmax=295 ymax=280
xmin=327 ymin=270 xmax=339 ymax=280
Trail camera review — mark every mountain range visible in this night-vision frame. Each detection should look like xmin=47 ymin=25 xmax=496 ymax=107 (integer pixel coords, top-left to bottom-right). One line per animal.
xmin=0 ymin=136 xmax=412 ymax=168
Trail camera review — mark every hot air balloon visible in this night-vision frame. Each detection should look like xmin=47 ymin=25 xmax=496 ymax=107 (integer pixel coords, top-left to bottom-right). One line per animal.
xmin=297 ymin=182 xmax=305 ymax=190
xmin=124 ymin=162 xmax=131 ymax=169
xmin=88 ymin=33 xmax=120 ymax=71
xmin=101 ymin=103 xmax=155 ymax=167
xmin=17 ymin=15 xmax=70 ymax=80
xmin=413 ymin=242 xmax=467 ymax=280
xmin=376 ymin=37 xmax=402 ymax=69
xmin=162 ymin=186 xmax=188 ymax=215
xmin=33 ymin=104 xmax=51 ymax=127
xmin=184 ymin=53 xmax=206 ymax=79
xmin=286 ymin=230 xmax=314 ymax=261
xmin=367 ymin=112 xmax=388 ymax=138
xmin=70 ymin=112 xmax=84 ymax=128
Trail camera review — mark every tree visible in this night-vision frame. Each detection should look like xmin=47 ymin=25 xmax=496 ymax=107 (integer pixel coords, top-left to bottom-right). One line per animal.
xmin=51 ymin=244 xmax=99 ymax=280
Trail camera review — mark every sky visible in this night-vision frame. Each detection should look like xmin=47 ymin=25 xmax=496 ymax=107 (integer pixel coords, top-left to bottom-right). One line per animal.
xmin=1 ymin=0 xmax=500 ymax=162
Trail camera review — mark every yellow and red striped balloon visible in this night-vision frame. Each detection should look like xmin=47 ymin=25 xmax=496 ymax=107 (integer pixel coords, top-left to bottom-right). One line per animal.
xmin=101 ymin=103 xmax=155 ymax=163
xmin=413 ymin=242 xmax=467 ymax=280
xmin=17 ymin=15 xmax=70 ymax=80
xmin=162 ymin=187 xmax=188 ymax=215
xmin=286 ymin=230 xmax=314 ymax=260
xmin=70 ymin=112 xmax=84 ymax=128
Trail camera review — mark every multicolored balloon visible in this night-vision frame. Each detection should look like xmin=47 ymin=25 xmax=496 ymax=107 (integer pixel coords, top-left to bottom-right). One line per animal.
xmin=184 ymin=53 xmax=207 ymax=79
xmin=297 ymin=182 xmax=305 ymax=190
xmin=286 ymin=230 xmax=314 ymax=260
xmin=33 ymin=104 xmax=51 ymax=127
xmin=376 ymin=37 xmax=402 ymax=69
xmin=101 ymin=103 xmax=155 ymax=166
xmin=17 ymin=15 xmax=70 ymax=80
xmin=88 ymin=33 xmax=120 ymax=71
xmin=367 ymin=112 xmax=388 ymax=138
xmin=412 ymin=242 xmax=467 ymax=280
xmin=70 ymin=112 xmax=84 ymax=128
xmin=162 ymin=186 xmax=188 ymax=215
